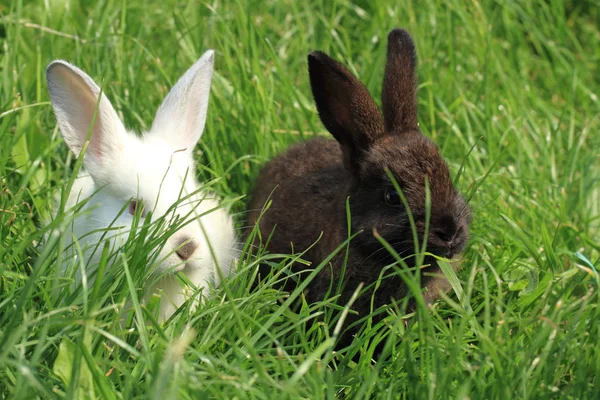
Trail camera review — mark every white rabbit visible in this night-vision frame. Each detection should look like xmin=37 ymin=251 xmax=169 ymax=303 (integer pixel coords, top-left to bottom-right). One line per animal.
xmin=47 ymin=50 xmax=237 ymax=322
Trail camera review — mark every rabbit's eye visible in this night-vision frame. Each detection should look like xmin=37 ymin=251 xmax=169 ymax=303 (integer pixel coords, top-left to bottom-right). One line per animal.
xmin=384 ymin=189 xmax=402 ymax=206
xmin=128 ymin=199 xmax=146 ymax=216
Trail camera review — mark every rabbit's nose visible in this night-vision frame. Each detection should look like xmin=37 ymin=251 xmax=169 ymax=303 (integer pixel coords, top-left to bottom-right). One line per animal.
xmin=175 ymin=237 xmax=198 ymax=261
xmin=433 ymin=216 xmax=459 ymax=243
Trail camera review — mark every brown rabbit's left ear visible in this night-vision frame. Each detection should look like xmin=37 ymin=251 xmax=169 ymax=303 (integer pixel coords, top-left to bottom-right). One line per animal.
xmin=308 ymin=51 xmax=385 ymax=174
xmin=382 ymin=29 xmax=419 ymax=134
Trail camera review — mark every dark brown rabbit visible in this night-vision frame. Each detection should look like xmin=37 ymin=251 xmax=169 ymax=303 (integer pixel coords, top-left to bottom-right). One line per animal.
xmin=247 ymin=29 xmax=471 ymax=349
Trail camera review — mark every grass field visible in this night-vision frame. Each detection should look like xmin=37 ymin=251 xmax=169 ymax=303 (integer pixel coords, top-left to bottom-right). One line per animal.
xmin=1 ymin=0 xmax=600 ymax=398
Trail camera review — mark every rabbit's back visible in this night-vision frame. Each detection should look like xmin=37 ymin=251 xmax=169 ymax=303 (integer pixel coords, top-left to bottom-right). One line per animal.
xmin=257 ymin=137 xmax=341 ymax=181
xmin=248 ymin=137 xmax=348 ymax=259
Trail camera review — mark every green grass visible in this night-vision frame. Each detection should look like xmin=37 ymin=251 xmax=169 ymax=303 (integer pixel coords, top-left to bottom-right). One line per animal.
xmin=1 ymin=0 xmax=600 ymax=398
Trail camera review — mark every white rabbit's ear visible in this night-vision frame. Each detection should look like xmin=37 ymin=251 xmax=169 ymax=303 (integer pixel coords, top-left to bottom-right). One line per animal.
xmin=150 ymin=50 xmax=214 ymax=151
xmin=46 ymin=60 xmax=126 ymax=165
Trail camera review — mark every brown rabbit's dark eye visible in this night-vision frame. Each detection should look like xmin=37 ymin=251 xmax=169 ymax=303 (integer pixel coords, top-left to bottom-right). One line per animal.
xmin=128 ymin=199 xmax=146 ymax=216
xmin=384 ymin=189 xmax=402 ymax=206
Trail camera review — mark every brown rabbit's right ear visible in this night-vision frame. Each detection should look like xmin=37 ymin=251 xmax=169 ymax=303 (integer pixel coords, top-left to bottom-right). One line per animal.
xmin=308 ymin=51 xmax=385 ymax=174
xmin=382 ymin=29 xmax=419 ymax=133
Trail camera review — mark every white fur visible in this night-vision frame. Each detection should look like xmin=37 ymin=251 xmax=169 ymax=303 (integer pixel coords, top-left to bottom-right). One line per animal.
xmin=47 ymin=51 xmax=237 ymax=322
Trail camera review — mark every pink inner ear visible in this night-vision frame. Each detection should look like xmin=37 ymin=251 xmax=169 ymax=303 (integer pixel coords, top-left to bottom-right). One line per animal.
xmin=59 ymin=68 xmax=106 ymax=162
xmin=78 ymin=85 xmax=107 ymax=162
xmin=87 ymin=111 xmax=104 ymax=161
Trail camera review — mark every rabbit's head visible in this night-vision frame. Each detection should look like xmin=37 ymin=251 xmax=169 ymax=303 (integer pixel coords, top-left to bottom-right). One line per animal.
xmin=308 ymin=29 xmax=471 ymax=265
xmin=48 ymin=51 xmax=234 ymax=277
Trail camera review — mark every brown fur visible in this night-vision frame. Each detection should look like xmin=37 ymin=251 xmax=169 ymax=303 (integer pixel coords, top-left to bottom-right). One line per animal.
xmin=246 ymin=29 xmax=472 ymax=349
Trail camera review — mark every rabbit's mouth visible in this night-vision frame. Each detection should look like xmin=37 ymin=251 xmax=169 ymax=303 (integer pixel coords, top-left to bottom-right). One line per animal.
xmin=158 ymin=257 xmax=189 ymax=274
xmin=171 ymin=263 xmax=188 ymax=273
xmin=427 ymin=243 xmax=464 ymax=260
xmin=170 ymin=259 xmax=202 ymax=273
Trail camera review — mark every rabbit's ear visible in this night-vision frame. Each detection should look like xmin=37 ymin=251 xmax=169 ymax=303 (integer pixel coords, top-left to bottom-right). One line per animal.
xmin=47 ymin=61 xmax=126 ymax=165
xmin=382 ymin=29 xmax=419 ymax=133
xmin=150 ymin=50 xmax=214 ymax=152
xmin=308 ymin=51 xmax=385 ymax=174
